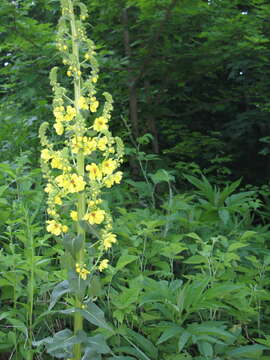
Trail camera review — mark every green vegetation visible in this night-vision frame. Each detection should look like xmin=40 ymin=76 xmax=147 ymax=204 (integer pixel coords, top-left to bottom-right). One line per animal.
xmin=1 ymin=0 xmax=270 ymax=359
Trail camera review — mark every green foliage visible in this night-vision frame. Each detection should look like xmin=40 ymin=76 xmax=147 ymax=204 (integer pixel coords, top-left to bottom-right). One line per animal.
xmin=1 ymin=0 xmax=270 ymax=359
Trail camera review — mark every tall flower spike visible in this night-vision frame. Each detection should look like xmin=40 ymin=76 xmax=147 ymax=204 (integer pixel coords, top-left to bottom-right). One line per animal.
xmin=39 ymin=1 xmax=124 ymax=359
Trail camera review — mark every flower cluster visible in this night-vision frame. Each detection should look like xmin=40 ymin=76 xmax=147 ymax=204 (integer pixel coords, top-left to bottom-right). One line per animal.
xmin=39 ymin=0 xmax=124 ymax=280
xmin=46 ymin=220 xmax=68 ymax=236
xmin=75 ymin=263 xmax=90 ymax=280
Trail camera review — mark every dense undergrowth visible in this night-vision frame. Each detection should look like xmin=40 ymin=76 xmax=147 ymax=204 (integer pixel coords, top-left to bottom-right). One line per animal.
xmin=1 ymin=148 xmax=270 ymax=359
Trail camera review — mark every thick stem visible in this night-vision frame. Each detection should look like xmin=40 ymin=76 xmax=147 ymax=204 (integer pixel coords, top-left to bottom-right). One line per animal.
xmin=26 ymin=208 xmax=34 ymax=360
xmin=68 ymin=1 xmax=85 ymax=359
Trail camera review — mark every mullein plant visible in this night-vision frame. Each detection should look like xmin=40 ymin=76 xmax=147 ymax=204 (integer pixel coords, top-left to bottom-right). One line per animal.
xmin=37 ymin=0 xmax=124 ymax=358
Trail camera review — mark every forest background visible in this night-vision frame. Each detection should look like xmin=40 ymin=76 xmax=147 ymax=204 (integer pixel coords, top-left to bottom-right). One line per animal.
xmin=1 ymin=0 xmax=270 ymax=359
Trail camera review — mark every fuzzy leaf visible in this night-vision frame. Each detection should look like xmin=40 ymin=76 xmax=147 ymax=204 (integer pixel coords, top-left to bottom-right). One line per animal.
xmin=49 ymin=280 xmax=70 ymax=310
xmin=79 ymin=302 xmax=113 ymax=332
xmin=63 ymin=234 xmax=84 ymax=258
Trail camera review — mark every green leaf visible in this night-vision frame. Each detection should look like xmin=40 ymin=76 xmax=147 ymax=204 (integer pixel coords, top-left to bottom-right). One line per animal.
xmin=162 ymin=243 xmax=187 ymax=258
xmin=47 ymin=330 xmax=84 ymax=353
xmin=185 ymin=233 xmax=202 ymax=241
xmin=68 ymin=269 xmax=88 ymax=297
xmin=85 ymin=334 xmax=111 ymax=353
xmin=228 ymin=242 xmax=248 ymax=252
xmin=205 ymin=283 xmax=244 ymax=300
xmin=178 ymin=331 xmax=190 ymax=352
xmin=0 ymin=311 xmax=12 ymax=321
xmin=34 ymin=329 xmax=85 ymax=358
xmin=137 ymin=133 xmax=153 ymax=145
xmin=156 ymin=325 xmax=183 ymax=345
xmin=112 ymin=287 xmax=140 ymax=309
xmin=197 ymin=341 xmax=213 ymax=357
xmin=113 ymin=345 xmax=149 ymax=360
xmin=239 ymin=231 xmax=257 ymax=241
xmin=0 ymin=164 xmax=16 ymax=178
xmin=183 ymin=174 xmax=214 ymax=203
xmin=88 ymin=275 xmax=103 ymax=298
xmin=63 ymin=234 xmax=84 ymax=258
xmin=7 ymin=318 xmax=28 ymax=338
xmin=82 ymin=334 xmax=111 ymax=359
xmin=219 ymin=178 xmax=241 ymax=204
xmin=254 ymin=336 xmax=270 ymax=347
xmin=218 ymin=208 xmax=230 ymax=224
xmin=115 ymin=254 xmax=138 ymax=271
xmin=82 ymin=350 xmax=101 ymax=360
xmin=150 ymin=169 xmax=175 ymax=185
xmin=226 ymin=344 xmax=266 ymax=358
xmin=79 ymin=302 xmax=113 ymax=332
xmin=188 ymin=323 xmax=235 ymax=342
xmin=183 ymin=255 xmax=207 ymax=264
xmin=121 ymin=328 xmax=158 ymax=359
xmin=49 ymin=280 xmax=70 ymax=311
xmin=0 ymin=184 xmax=9 ymax=197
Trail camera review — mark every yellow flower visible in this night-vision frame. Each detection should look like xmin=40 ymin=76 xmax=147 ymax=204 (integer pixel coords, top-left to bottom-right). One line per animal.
xmin=56 ymin=173 xmax=85 ymax=193
xmin=97 ymin=137 xmax=108 ymax=151
xmin=88 ymin=200 xmax=95 ymax=207
xmin=64 ymin=105 xmax=76 ymax=121
xmin=101 ymin=159 xmax=117 ymax=175
xmin=55 ymin=174 xmax=67 ymax=188
xmin=104 ymin=172 xmax=122 ymax=188
xmin=70 ymin=210 xmax=78 ymax=221
xmin=53 ymin=106 xmax=65 ymax=121
xmin=89 ymin=98 xmax=99 ymax=113
xmin=84 ymin=209 xmax=106 ymax=225
xmin=113 ymin=171 xmax=123 ymax=184
xmin=86 ymin=163 xmax=102 ymax=181
xmin=51 ymin=156 xmax=63 ymax=169
xmin=71 ymin=137 xmax=82 ymax=153
xmin=98 ymin=259 xmax=109 ymax=272
xmin=67 ymin=70 xmax=72 ymax=77
xmin=92 ymin=76 xmax=98 ymax=83
xmin=62 ymin=225 xmax=68 ymax=233
xmin=44 ymin=183 xmax=54 ymax=193
xmin=41 ymin=149 xmax=51 ymax=162
xmin=104 ymin=177 xmax=114 ymax=188
xmin=93 ymin=116 xmax=108 ymax=132
xmin=46 ymin=220 xmax=65 ymax=236
xmin=103 ymin=232 xmax=117 ymax=250
xmin=47 ymin=208 xmax=56 ymax=216
xmin=54 ymin=196 xmax=62 ymax=205
xmin=78 ymin=96 xmax=88 ymax=110
xmin=69 ymin=173 xmax=85 ymax=193
xmin=83 ymin=137 xmax=97 ymax=155
xmin=75 ymin=263 xmax=90 ymax=280
xmin=54 ymin=122 xmax=64 ymax=135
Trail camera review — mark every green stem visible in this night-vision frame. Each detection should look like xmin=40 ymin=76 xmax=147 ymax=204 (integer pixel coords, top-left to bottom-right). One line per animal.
xmin=68 ymin=1 xmax=85 ymax=359
xmin=26 ymin=207 xmax=34 ymax=360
